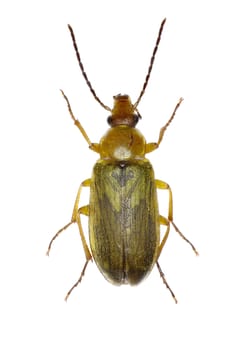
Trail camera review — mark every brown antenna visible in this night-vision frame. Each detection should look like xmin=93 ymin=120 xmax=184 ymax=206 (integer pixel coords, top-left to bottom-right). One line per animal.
xmin=67 ymin=24 xmax=112 ymax=112
xmin=133 ymin=18 xmax=167 ymax=109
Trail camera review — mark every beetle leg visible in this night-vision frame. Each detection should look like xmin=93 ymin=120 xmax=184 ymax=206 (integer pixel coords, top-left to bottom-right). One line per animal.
xmin=157 ymin=215 xmax=170 ymax=259
xmin=71 ymin=179 xmax=92 ymax=261
xmin=78 ymin=205 xmax=89 ymax=216
xmin=62 ymin=203 xmax=91 ymax=301
xmin=46 ymin=179 xmax=92 ymax=261
xmin=63 ymin=181 xmax=94 ymax=300
xmin=64 ymin=260 xmax=89 ymax=301
xmin=61 ymin=89 xmax=100 ymax=153
xmin=46 ymin=221 xmax=73 ymax=256
xmin=155 ymin=215 xmax=177 ymax=303
xmin=155 ymin=179 xmax=173 ymax=220
xmin=156 ymin=179 xmax=199 ymax=256
xmin=145 ymin=98 xmax=183 ymax=154
xmin=47 ymin=179 xmax=93 ymax=300
xmin=156 ymin=261 xmax=178 ymax=303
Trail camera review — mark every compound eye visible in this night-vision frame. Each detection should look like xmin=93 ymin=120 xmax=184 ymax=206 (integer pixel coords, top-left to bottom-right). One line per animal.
xmin=107 ymin=116 xmax=112 ymax=126
xmin=134 ymin=115 xmax=139 ymax=124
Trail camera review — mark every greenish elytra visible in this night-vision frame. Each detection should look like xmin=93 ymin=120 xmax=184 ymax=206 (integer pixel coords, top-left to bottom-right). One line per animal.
xmin=111 ymin=168 xmax=134 ymax=187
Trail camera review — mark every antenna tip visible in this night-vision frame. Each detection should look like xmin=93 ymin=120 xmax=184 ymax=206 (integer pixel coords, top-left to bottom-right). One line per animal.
xmin=67 ymin=24 xmax=73 ymax=34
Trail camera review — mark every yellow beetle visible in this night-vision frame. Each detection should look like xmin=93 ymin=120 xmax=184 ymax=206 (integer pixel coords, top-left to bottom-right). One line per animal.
xmin=47 ymin=19 xmax=198 ymax=303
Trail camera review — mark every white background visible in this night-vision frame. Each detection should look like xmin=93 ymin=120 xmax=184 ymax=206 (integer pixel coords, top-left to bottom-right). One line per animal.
xmin=1 ymin=0 xmax=242 ymax=349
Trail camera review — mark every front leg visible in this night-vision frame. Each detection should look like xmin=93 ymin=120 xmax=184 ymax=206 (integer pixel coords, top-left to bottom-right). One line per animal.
xmin=145 ymin=98 xmax=183 ymax=154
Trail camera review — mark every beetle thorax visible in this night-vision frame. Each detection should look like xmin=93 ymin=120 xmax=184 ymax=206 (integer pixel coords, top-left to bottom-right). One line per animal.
xmin=99 ymin=126 xmax=146 ymax=161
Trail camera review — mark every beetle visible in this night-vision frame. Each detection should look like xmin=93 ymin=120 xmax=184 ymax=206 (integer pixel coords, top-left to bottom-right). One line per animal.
xmin=47 ymin=18 xmax=198 ymax=303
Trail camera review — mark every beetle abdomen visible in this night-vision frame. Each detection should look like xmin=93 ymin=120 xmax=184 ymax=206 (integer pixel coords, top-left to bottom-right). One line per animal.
xmin=89 ymin=159 xmax=160 ymax=285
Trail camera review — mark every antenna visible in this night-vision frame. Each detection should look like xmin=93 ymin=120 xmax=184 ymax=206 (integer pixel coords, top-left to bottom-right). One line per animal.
xmin=133 ymin=18 xmax=167 ymax=109
xmin=67 ymin=24 xmax=112 ymax=112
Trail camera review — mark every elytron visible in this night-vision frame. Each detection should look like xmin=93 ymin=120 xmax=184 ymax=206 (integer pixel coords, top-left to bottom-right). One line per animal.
xmin=47 ymin=18 xmax=198 ymax=303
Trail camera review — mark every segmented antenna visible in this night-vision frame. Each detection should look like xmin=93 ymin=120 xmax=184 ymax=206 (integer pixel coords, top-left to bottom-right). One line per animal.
xmin=67 ymin=24 xmax=112 ymax=112
xmin=133 ymin=18 xmax=167 ymax=109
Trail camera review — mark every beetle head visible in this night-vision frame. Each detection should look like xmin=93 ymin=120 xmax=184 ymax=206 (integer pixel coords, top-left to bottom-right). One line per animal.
xmin=107 ymin=94 xmax=141 ymax=128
